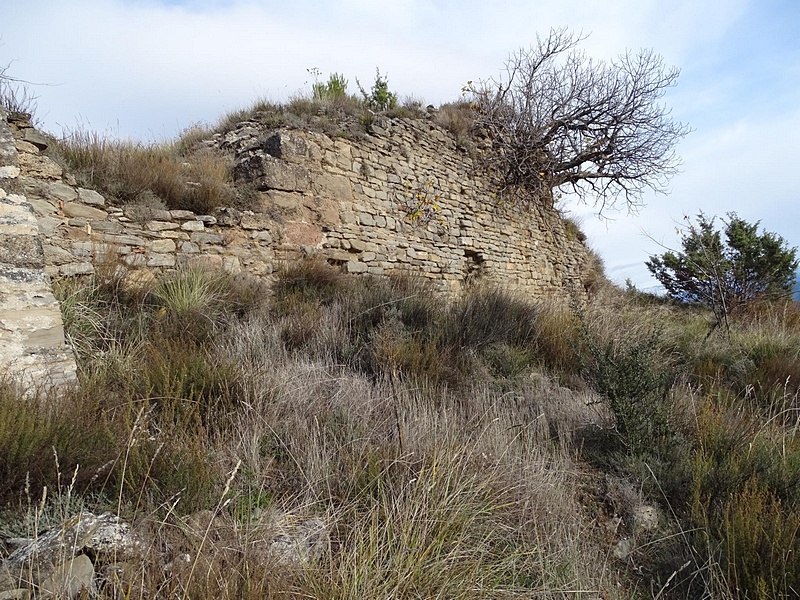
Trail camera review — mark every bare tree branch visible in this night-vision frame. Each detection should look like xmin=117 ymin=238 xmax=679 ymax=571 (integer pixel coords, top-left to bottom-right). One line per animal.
xmin=470 ymin=28 xmax=691 ymax=213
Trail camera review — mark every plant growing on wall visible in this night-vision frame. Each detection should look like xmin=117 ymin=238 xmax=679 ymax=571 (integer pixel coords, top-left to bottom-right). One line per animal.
xmin=468 ymin=28 xmax=690 ymax=213
xmin=397 ymin=178 xmax=445 ymax=227
xmin=357 ymin=68 xmax=398 ymax=111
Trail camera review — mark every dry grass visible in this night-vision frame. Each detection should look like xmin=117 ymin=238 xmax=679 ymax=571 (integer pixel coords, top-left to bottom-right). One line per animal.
xmin=50 ymin=129 xmax=234 ymax=213
xmin=4 ymin=266 xmax=799 ymax=598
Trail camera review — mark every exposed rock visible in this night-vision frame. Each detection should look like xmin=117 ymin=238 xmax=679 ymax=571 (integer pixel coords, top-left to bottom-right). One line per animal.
xmin=61 ymin=202 xmax=108 ymax=220
xmin=22 ymin=128 xmax=49 ymax=151
xmin=38 ymin=554 xmax=95 ymax=599
xmin=77 ymin=188 xmax=105 ymax=206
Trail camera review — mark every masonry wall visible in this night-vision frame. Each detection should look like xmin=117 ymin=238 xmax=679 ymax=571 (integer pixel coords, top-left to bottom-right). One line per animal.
xmin=6 ymin=112 xmax=594 ymax=301
xmin=0 ymin=110 xmax=76 ymax=389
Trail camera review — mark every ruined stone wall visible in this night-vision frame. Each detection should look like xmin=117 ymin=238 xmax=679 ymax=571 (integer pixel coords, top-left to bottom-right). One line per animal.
xmin=7 ymin=112 xmax=594 ymax=300
xmin=0 ymin=110 xmax=76 ymax=389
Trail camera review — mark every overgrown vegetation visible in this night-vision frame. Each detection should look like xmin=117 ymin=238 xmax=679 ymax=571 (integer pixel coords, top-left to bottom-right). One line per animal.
xmin=2 ymin=262 xmax=798 ymax=599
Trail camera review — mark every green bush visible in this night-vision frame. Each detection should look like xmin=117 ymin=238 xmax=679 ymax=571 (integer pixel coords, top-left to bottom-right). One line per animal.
xmin=580 ymin=327 xmax=677 ymax=455
xmin=358 ymin=68 xmax=398 ymax=111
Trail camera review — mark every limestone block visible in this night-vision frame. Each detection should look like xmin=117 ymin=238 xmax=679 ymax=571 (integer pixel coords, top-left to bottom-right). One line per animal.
xmin=180 ymin=241 xmax=200 ymax=253
xmin=191 ymin=232 xmax=224 ymax=245
xmin=147 ymin=239 xmax=177 ymax=253
xmin=180 ymin=220 xmax=205 ymax=231
xmin=48 ymin=182 xmax=78 ymax=203
xmin=147 ymin=253 xmax=175 ymax=267
xmin=103 ymin=233 xmax=146 ymax=246
xmin=22 ymin=128 xmax=49 ymax=150
xmin=346 ymin=261 xmax=367 ymax=273
xmin=44 ymin=244 xmax=75 ymax=266
xmin=123 ymin=254 xmax=147 ymax=267
xmin=170 ymin=210 xmax=196 ymax=220
xmin=236 ymin=153 xmax=311 ymax=192
xmin=263 ymin=130 xmax=321 ymax=163
xmin=159 ymin=231 xmax=191 ymax=240
xmin=196 ymin=214 xmax=217 ymax=224
xmin=146 ymin=220 xmax=180 ymax=231
xmin=87 ymin=220 xmax=123 ymax=233
xmin=62 ymin=202 xmax=108 ymax=220
xmin=37 ymin=216 xmax=66 ymax=236
xmin=0 ymin=165 xmax=21 ymax=179
xmin=0 ymin=235 xmax=44 ymax=268
xmin=313 ymin=172 xmax=353 ymax=202
xmin=358 ymin=213 xmax=375 ymax=226
xmin=77 ymin=188 xmax=105 ymax=206
xmin=17 ymin=152 xmax=62 ymax=179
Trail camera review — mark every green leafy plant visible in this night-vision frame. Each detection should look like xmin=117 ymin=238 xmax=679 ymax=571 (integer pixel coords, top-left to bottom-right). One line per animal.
xmin=312 ymin=71 xmax=349 ymax=101
xmin=581 ymin=326 xmax=676 ymax=455
xmin=357 ymin=68 xmax=398 ymax=111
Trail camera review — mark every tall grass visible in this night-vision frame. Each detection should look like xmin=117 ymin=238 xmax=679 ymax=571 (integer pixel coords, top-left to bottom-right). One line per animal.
xmin=50 ymin=129 xmax=233 ymax=213
xmin=4 ymin=266 xmax=799 ymax=598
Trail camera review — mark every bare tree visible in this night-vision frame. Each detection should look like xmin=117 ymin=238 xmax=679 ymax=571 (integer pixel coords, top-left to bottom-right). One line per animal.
xmin=469 ymin=28 xmax=690 ymax=213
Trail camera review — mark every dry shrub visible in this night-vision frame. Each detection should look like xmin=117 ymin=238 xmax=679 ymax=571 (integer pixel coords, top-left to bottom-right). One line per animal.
xmin=52 ymin=129 xmax=234 ymax=213
xmin=433 ymin=101 xmax=476 ymax=145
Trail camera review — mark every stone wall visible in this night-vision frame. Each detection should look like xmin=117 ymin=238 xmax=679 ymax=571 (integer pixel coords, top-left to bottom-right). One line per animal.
xmin=0 ymin=110 xmax=76 ymax=389
xmin=6 ymin=112 xmax=594 ymax=300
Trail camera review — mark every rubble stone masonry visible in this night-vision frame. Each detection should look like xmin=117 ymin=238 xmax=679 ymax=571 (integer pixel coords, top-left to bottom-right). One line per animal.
xmin=0 ymin=109 xmax=596 ymax=389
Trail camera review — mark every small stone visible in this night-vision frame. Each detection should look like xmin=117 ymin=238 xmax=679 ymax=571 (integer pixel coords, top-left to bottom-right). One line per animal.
xmin=146 ymin=220 xmax=180 ymax=232
xmin=170 ymin=210 xmax=196 ymax=220
xmin=48 ymin=182 xmax=78 ymax=203
xmin=38 ymin=554 xmax=96 ymax=599
xmin=346 ymin=261 xmax=367 ymax=273
xmin=180 ymin=220 xmax=204 ymax=231
xmin=62 ymin=203 xmax=108 ymax=220
xmin=23 ymin=128 xmax=49 ymax=150
xmin=77 ymin=188 xmax=105 ymax=206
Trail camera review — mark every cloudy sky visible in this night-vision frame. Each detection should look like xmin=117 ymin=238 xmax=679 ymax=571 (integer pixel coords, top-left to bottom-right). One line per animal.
xmin=3 ymin=0 xmax=799 ymax=290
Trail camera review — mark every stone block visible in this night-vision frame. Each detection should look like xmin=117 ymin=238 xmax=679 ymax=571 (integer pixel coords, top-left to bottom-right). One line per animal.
xmin=62 ymin=202 xmax=108 ymax=220
xmin=77 ymin=187 xmax=105 ymax=206
xmin=103 ymin=234 xmax=146 ymax=246
xmin=236 ymin=153 xmax=312 ymax=193
xmin=180 ymin=241 xmax=200 ymax=253
xmin=22 ymin=128 xmax=49 ymax=150
xmin=170 ymin=210 xmax=196 ymax=220
xmin=346 ymin=261 xmax=367 ymax=273
xmin=146 ymin=220 xmax=180 ymax=231
xmin=191 ymin=232 xmax=224 ymax=245
xmin=180 ymin=220 xmax=205 ymax=231
xmin=147 ymin=239 xmax=177 ymax=253
xmin=147 ymin=253 xmax=175 ymax=267
xmin=47 ymin=182 xmax=78 ymax=203
xmin=17 ymin=153 xmax=62 ymax=179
